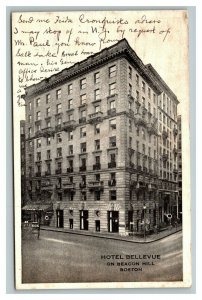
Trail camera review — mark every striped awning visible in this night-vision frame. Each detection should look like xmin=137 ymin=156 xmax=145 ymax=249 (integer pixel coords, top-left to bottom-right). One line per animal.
xmin=22 ymin=203 xmax=53 ymax=212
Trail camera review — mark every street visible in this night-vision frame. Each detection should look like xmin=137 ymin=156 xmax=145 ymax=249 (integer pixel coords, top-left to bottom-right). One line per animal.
xmin=22 ymin=230 xmax=183 ymax=283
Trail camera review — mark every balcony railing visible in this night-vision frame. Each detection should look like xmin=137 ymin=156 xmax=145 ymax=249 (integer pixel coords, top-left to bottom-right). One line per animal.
xmin=173 ymin=128 xmax=178 ymax=136
xmin=129 ymin=162 xmax=135 ymax=169
xmin=162 ymin=130 xmax=168 ymax=139
xmin=80 ymin=182 xmax=86 ymax=189
xmin=88 ymin=181 xmax=104 ymax=191
xmin=79 ymin=117 xmax=86 ymax=124
xmin=55 ymin=124 xmax=62 ymax=132
xmin=173 ymin=168 xmax=178 ymax=174
xmin=80 ymin=165 xmax=86 ymax=172
xmin=143 ymin=167 xmax=148 ymax=173
xmin=62 ymin=182 xmax=75 ymax=190
xmin=173 ymin=147 xmax=178 ymax=156
xmin=55 ymin=169 xmax=62 ymax=174
xmin=128 ymin=109 xmax=134 ymax=117
xmin=147 ymin=123 xmax=158 ymax=136
xmin=45 ymin=171 xmax=51 ymax=176
xmin=88 ymin=112 xmax=103 ymax=124
xmin=137 ymin=165 xmax=142 ymax=172
xmin=41 ymin=183 xmax=53 ymax=190
xmin=35 ymin=172 xmax=41 ymax=177
xmin=107 ymin=108 xmax=116 ymax=116
xmin=35 ymin=130 xmax=42 ymax=138
xmin=108 ymin=162 xmax=116 ymax=168
xmin=42 ymin=127 xmax=54 ymax=137
xmin=63 ymin=120 xmax=76 ymax=132
xmin=93 ymin=163 xmax=101 ymax=170
xmin=128 ymin=148 xmax=135 ymax=156
xmin=162 ymin=153 xmax=168 ymax=161
xmin=67 ymin=167 xmax=74 ymax=173
xmin=128 ymin=94 xmax=135 ymax=101
xmin=108 ymin=180 xmax=116 ymax=186
xmin=135 ymin=113 xmax=147 ymax=128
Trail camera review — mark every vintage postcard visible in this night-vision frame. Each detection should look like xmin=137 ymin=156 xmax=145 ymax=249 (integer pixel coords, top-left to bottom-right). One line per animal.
xmin=12 ymin=10 xmax=191 ymax=289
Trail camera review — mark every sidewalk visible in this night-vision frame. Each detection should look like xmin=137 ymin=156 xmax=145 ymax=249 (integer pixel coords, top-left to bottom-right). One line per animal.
xmin=40 ymin=225 xmax=182 ymax=244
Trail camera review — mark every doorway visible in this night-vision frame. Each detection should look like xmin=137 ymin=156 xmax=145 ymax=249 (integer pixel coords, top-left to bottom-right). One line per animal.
xmin=56 ymin=210 xmax=64 ymax=228
xmin=95 ymin=220 xmax=100 ymax=232
xmin=108 ymin=211 xmax=119 ymax=233
xmin=80 ymin=210 xmax=88 ymax=230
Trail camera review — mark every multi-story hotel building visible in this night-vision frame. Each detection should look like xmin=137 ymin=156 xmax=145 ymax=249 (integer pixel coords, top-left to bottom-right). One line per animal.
xmin=22 ymin=39 xmax=179 ymax=235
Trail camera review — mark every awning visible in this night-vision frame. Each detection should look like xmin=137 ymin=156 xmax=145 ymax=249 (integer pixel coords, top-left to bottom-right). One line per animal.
xmin=22 ymin=203 xmax=53 ymax=212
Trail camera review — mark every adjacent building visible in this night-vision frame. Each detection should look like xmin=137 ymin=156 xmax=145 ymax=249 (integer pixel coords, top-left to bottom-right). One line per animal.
xmin=20 ymin=120 xmax=26 ymax=209
xmin=22 ymin=38 xmax=179 ymax=235
xmin=177 ymin=115 xmax=182 ymax=220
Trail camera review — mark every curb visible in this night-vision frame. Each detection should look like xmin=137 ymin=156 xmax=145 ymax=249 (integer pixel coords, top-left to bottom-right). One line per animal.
xmin=40 ymin=227 xmax=182 ymax=244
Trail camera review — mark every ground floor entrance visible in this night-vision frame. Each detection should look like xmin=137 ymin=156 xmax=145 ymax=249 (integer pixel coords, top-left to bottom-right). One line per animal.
xmin=56 ymin=209 xmax=64 ymax=228
xmin=108 ymin=211 xmax=119 ymax=233
xmin=80 ymin=210 xmax=88 ymax=230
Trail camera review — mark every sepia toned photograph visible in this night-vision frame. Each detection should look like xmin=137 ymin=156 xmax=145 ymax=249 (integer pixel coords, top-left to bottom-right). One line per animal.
xmin=12 ymin=10 xmax=191 ymax=289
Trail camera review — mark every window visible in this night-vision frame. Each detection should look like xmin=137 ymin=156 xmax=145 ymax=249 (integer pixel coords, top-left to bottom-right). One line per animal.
xmin=109 ymin=82 xmax=116 ymax=95
xmin=136 ymin=126 xmax=139 ymax=136
xmin=142 ymin=81 xmax=145 ymax=93
xmin=57 ymin=148 xmax=62 ymax=157
xmin=56 ymin=89 xmax=61 ymax=100
xmin=46 ymin=94 xmax=50 ymax=104
xmin=153 ymin=107 xmax=156 ymax=117
xmin=56 ymin=117 xmax=62 ymax=126
xmin=36 ymin=138 xmax=41 ymax=148
xmin=129 ymin=101 xmax=132 ymax=110
xmin=68 ymin=84 xmax=72 ymax=95
xmin=148 ymin=102 xmax=151 ymax=113
xmin=68 ymin=113 xmax=73 ymax=121
xmin=94 ymin=72 xmax=100 ymax=84
xmin=110 ymin=100 xmax=116 ymax=109
xmin=47 ymin=150 xmax=51 ymax=159
xmin=46 ymin=120 xmax=51 ymax=128
xmin=95 ymin=123 xmax=100 ymax=134
xmin=109 ymin=119 xmax=116 ymax=130
xmin=142 ymin=144 xmax=145 ymax=154
xmin=56 ymin=103 xmax=61 ymax=113
xmin=47 ymin=137 xmax=51 ymax=145
xmin=81 ymin=110 xmax=86 ymax=118
xmin=68 ymin=99 xmax=73 ymax=110
xmin=95 ymin=173 xmax=100 ymax=181
xmin=109 ymin=65 xmax=116 ymax=78
xmin=148 ymin=87 xmax=151 ymax=98
xmin=128 ymin=83 xmax=132 ymax=95
xmin=129 ymin=137 xmax=132 ymax=148
xmin=29 ymin=102 xmax=32 ymax=110
xmin=46 ymin=107 xmax=50 ymax=117
xmin=110 ymin=153 xmax=116 ymax=163
xmin=153 ymin=93 xmax=156 ymax=104
xmin=69 ymin=145 xmax=73 ymax=155
xmin=36 ymin=123 xmax=41 ymax=131
xmin=94 ymin=89 xmax=100 ymax=101
xmin=36 ymin=152 xmax=41 ymax=161
xmin=136 ymin=74 xmax=139 ymax=86
xmin=95 ymin=139 xmax=100 ymax=150
xmin=95 ymin=156 xmax=100 ymax=164
xmin=129 ymin=119 xmax=132 ymax=132
xmin=142 ymin=129 xmax=146 ymax=140
xmin=81 ymin=191 xmax=87 ymax=201
xmin=110 ymin=190 xmax=117 ymax=201
xmin=57 ymin=133 xmax=62 ymax=143
xmin=109 ymin=136 xmax=116 ymax=147
xmin=159 ymin=112 xmax=162 ymax=121
xmin=81 ymin=142 xmax=86 ymax=153
xmin=36 ymin=111 xmax=41 ymax=120
xmin=129 ymin=66 xmax=132 ymax=79
xmin=36 ymin=98 xmax=40 ymax=107
xmin=28 ymin=115 xmax=32 ymax=122
xmin=80 ymin=94 xmax=86 ymax=105
xmin=80 ymin=127 xmax=86 ymax=138
xmin=95 ymin=191 xmax=101 ymax=201
xmin=80 ymin=78 xmax=86 ymax=89
xmin=69 ymin=131 xmax=73 ymax=140
xmin=136 ymin=90 xmax=139 ymax=101
xmin=95 ymin=105 xmax=100 ymax=113
xmin=142 ymin=97 xmax=145 ymax=107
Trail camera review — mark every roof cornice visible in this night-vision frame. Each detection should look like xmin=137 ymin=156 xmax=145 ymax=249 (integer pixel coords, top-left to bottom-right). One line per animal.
xmin=23 ymin=39 xmax=166 ymax=100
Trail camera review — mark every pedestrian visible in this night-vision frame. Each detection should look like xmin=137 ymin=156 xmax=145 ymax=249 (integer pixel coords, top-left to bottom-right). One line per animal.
xmin=37 ymin=222 xmax=40 ymax=239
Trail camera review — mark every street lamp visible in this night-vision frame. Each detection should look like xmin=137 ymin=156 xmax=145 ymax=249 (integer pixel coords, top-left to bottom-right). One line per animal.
xmin=143 ymin=204 xmax=147 ymax=241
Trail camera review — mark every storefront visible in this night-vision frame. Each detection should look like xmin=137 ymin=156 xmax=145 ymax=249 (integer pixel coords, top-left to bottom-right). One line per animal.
xmin=22 ymin=203 xmax=53 ymax=225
